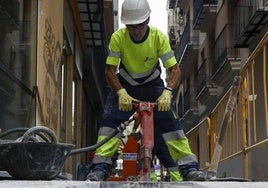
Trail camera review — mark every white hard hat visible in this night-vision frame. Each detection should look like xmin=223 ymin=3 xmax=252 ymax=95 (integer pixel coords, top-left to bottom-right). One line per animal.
xmin=121 ymin=0 xmax=151 ymax=25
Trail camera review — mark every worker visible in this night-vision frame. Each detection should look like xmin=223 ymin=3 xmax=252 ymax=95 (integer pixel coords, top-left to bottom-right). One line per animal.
xmin=86 ymin=0 xmax=205 ymax=181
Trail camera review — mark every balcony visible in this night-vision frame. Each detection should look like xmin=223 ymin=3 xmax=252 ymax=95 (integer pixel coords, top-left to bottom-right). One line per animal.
xmin=211 ymin=24 xmax=241 ymax=88
xmin=169 ymin=0 xmax=187 ymax=10
xmin=193 ymin=0 xmax=217 ymax=32
xmin=175 ymin=21 xmax=199 ymax=77
xmin=234 ymin=0 xmax=268 ymax=48
xmin=77 ymin=0 xmax=108 ymax=49
xmin=195 ymin=59 xmax=222 ymax=115
xmin=176 ymin=0 xmax=188 ymax=10
xmin=196 ymin=59 xmax=221 ymax=97
xmin=77 ymin=0 xmax=112 ymax=107
xmin=169 ymin=0 xmax=178 ymax=9
xmin=178 ymin=87 xmax=199 ymax=131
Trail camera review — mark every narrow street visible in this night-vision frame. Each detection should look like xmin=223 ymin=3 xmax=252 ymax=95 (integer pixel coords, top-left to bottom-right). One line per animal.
xmin=1 ymin=0 xmax=268 ymax=185
xmin=0 ymin=180 xmax=268 ymax=188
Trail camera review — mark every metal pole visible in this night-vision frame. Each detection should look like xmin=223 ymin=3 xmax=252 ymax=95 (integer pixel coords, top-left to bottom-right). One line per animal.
xmin=241 ymin=76 xmax=249 ymax=179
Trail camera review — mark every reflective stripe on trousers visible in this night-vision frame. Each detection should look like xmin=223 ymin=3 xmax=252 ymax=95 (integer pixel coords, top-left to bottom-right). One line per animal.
xmin=162 ymin=130 xmax=198 ymax=165
xmin=93 ymin=127 xmax=121 ymax=165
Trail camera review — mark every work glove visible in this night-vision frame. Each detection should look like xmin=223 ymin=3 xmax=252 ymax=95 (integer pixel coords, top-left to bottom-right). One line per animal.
xmin=117 ymin=88 xmax=138 ymax=111
xmin=157 ymin=89 xmax=172 ymax=111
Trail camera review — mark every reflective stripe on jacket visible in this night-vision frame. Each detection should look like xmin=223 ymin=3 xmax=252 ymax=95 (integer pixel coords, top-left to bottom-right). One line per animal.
xmin=106 ymin=26 xmax=177 ymax=86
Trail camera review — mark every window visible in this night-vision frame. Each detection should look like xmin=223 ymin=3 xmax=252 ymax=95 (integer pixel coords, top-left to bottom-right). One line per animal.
xmin=0 ymin=0 xmax=37 ymax=131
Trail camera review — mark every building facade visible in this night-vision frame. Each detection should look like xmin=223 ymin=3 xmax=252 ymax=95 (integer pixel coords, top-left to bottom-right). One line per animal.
xmin=0 ymin=0 xmax=115 ymax=178
xmin=168 ymin=0 xmax=268 ymax=180
xmin=1 ymin=0 xmax=268 ymax=181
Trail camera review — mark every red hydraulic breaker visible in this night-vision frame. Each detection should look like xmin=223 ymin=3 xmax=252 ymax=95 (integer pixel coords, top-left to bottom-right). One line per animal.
xmin=135 ymin=102 xmax=155 ymax=181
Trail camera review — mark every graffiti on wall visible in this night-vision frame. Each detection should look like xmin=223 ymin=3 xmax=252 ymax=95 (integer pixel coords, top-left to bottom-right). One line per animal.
xmin=42 ymin=18 xmax=62 ymax=130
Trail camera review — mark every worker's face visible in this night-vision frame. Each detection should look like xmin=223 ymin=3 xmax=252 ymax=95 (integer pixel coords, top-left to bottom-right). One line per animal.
xmin=126 ymin=19 xmax=149 ymax=41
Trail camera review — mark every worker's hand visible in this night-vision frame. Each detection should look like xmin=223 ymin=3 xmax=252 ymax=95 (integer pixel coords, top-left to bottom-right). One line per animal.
xmin=117 ymin=88 xmax=138 ymax=111
xmin=157 ymin=89 xmax=172 ymax=111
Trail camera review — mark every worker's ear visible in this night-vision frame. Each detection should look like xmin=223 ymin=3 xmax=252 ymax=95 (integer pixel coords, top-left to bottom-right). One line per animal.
xmin=146 ymin=17 xmax=150 ymax=24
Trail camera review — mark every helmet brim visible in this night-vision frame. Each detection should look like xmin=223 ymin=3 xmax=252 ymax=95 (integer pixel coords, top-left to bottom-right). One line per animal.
xmin=121 ymin=11 xmax=151 ymax=25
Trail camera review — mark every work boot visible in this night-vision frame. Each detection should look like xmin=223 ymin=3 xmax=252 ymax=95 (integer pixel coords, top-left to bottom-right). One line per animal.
xmin=86 ymin=170 xmax=107 ymax=181
xmin=183 ymin=170 xmax=205 ymax=181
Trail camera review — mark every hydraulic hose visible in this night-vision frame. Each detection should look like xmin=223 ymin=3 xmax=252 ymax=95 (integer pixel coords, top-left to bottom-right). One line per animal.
xmin=21 ymin=126 xmax=57 ymax=144
xmin=69 ymin=129 xmax=119 ymax=156
xmin=0 ymin=127 xmax=50 ymax=143
xmin=69 ymin=117 xmax=135 ymax=156
xmin=0 ymin=128 xmax=29 ymax=138
xmin=0 ymin=116 xmax=135 ymax=156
